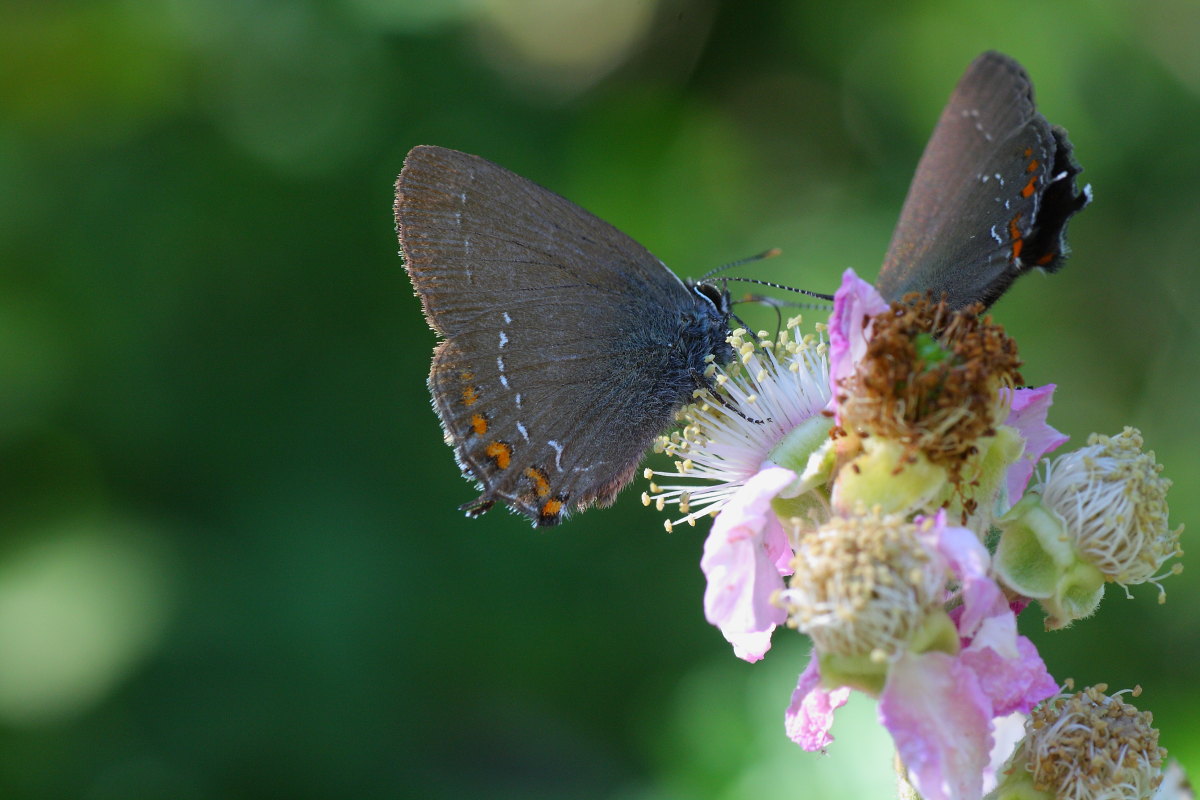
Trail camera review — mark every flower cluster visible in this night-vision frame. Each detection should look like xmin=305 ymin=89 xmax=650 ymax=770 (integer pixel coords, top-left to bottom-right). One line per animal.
xmin=646 ymin=269 xmax=1185 ymax=799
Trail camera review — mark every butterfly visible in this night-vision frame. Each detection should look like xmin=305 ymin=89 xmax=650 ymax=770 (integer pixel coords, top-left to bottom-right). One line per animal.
xmin=394 ymin=51 xmax=1089 ymax=526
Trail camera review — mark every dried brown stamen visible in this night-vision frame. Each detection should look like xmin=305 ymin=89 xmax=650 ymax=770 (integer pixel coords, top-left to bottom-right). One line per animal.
xmin=836 ymin=295 xmax=1023 ymax=487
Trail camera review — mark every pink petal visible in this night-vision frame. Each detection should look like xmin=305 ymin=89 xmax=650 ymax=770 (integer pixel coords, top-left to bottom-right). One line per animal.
xmin=1003 ymin=385 xmax=1068 ymax=503
xmin=924 ymin=512 xmax=1006 ymax=640
xmin=828 ymin=269 xmax=889 ymax=416
xmin=729 ymin=630 xmax=775 ymax=664
xmin=929 ymin=510 xmax=1054 ymax=715
xmin=763 ymin=507 xmax=795 ymax=576
xmin=785 ymin=656 xmax=851 ymax=751
xmin=879 ymin=652 xmax=992 ymax=800
xmin=962 ymin=634 xmax=1057 ymax=717
xmin=701 ymin=466 xmax=796 ymax=661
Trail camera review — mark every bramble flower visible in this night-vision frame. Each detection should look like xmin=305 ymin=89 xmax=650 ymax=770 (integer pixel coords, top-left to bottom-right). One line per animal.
xmin=639 ymin=269 xmax=1181 ymax=797
xmin=989 ymin=683 xmax=1168 ymax=800
xmin=995 ymin=428 xmax=1183 ymax=629
xmin=826 ymin=270 xmax=1037 ymax=526
xmin=781 ymin=510 xmax=1056 ymax=800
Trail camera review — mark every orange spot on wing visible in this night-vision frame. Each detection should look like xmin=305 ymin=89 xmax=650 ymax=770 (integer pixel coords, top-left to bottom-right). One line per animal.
xmin=471 ymin=413 xmax=488 ymax=435
xmin=1036 ymin=251 xmax=1056 ymax=266
xmin=462 ymin=385 xmax=479 ymax=406
xmin=540 ymin=498 xmax=564 ymax=519
xmin=1023 ymin=147 xmax=1033 ymax=157
xmin=1009 ymin=214 xmax=1024 ymax=260
xmin=485 ymin=441 xmax=512 ymax=470
xmin=524 ymin=466 xmax=551 ymax=497
xmin=1026 ymin=158 xmax=1040 ymax=173
xmin=1021 ymin=176 xmax=1037 ymax=198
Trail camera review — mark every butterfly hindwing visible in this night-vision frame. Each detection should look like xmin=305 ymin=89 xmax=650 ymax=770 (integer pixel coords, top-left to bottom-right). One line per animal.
xmin=877 ymin=51 xmax=1090 ymax=309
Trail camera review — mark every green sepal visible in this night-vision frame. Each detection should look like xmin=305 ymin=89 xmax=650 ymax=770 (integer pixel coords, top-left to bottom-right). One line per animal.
xmin=907 ymin=607 xmax=960 ymax=658
xmin=815 ymin=609 xmax=959 ymax=699
xmin=984 ymin=745 xmax=1053 ymax=800
xmin=995 ymin=494 xmax=1105 ymax=628
xmin=939 ymin=424 xmax=1024 ymax=526
xmin=768 ymin=415 xmax=835 ymax=489
xmin=817 ymin=649 xmax=889 ymax=697
xmin=834 ymin=438 xmax=948 ymax=515
xmin=767 ymin=416 xmax=836 ymax=529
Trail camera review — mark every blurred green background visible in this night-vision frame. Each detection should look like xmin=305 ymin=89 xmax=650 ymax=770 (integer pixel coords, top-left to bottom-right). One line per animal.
xmin=1 ymin=0 xmax=1197 ymax=797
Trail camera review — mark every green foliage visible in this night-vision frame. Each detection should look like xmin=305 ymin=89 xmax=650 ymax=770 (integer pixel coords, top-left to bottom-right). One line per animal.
xmin=0 ymin=0 xmax=1196 ymax=795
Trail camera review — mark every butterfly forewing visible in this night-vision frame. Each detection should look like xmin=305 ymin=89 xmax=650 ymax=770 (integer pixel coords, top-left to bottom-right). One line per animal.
xmin=876 ymin=51 xmax=1090 ymax=309
xmin=396 ymin=146 xmax=729 ymax=526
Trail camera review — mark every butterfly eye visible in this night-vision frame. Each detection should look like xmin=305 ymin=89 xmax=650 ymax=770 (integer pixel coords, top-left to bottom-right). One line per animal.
xmin=693 ymin=282 xmax=728 ymax=312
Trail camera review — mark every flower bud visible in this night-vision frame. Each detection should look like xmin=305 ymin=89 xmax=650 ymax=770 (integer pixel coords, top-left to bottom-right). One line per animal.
xmin=995 ymin=429 xmax=1182 ymax=628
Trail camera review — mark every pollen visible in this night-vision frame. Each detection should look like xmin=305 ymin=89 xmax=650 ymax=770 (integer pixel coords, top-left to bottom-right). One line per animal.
xmin=1041 ymin=428 xmax=1182 ymax=596
xmin=1018 ymin=684 xmax=1166 ymax=799
xmin=645 ymin=316 xmax=833 ymax=531
xmin=776 ymin=510 xmax=944 ymax=660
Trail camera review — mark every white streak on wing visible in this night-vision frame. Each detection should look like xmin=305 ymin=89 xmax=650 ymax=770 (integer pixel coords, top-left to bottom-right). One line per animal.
xmin=990 ymin=225 xmax=1003 ymax=245
xmin=517 ymin=422 xmax=529 ymax=442
xmin=497 ymin=356 xmax=505 ymax=373
xmin=548 ymin=440 xmax=565 ymax=472
xmin=502 ymin=312 xmax=512 ymax=324
xmin=499 ymin=331 xmax=508 ymax=348
xmin=500 ymin=374 xmax=509 ymax=389
xmin=515 ymin=393 xmax=522 ymax=408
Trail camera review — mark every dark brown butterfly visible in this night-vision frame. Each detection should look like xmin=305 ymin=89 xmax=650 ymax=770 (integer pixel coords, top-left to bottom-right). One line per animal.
xmin=875 ymin=50 xmax=1090 ymax=309
xmin=396 ymin=146 xmax=732 ymax=526
xmin=395 ymin=52 xmax=1090 ymax=526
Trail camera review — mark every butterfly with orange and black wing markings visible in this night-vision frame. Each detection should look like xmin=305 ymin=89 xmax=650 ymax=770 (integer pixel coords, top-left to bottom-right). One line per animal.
xmin=394 ymin=54 xmax=1090 ymax=528
xmin=395 ymin=145 xmax=734 ymax=527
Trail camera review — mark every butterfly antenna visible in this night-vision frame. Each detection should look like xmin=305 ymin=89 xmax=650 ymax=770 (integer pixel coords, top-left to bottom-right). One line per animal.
xmin=731 ymin=292 xmax=832 ymax=313
xmin=720 ymin=276 xmax=834 ymax=302
xmin=728 ymin=309 xmax=755 ymax=334
xmin=699 ymin=248 xmax=783 ymax=281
